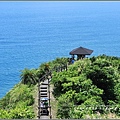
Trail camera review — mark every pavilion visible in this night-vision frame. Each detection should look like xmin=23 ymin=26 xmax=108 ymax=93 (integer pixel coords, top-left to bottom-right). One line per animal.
xmin=69 ymin=46 xmax=93 ymax=60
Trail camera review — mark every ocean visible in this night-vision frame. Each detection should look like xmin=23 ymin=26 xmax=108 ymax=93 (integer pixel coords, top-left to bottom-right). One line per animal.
xmin=0 ymin=1 xmax=120 ymax=98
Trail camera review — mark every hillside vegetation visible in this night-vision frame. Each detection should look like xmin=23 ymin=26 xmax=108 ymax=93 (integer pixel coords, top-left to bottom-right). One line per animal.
xmin=0 ymin=55 xmax=120 ymax=119
xmin=51 ymin=55 xmax=120 ymax=119
xmin=0 ymin=57 xmax=68 ymax=119
xmin=0 ymin=83 xmax=35 ymax=118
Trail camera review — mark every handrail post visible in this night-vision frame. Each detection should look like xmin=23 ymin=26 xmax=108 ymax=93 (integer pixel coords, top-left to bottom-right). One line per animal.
xmin=48 ymin=76 xmax=52 ymax=119
xmin=66 ymin=63 xmax=67 ymax=71
xmin=38 ymin=79 xmax=40 ymax=119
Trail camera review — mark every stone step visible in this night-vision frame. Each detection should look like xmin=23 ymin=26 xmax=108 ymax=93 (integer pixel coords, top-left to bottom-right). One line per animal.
xmin=40 ymin=86 xmax=47 ymax=89
xmin=40 ymin=92 xmax=47 ymax=95
xmin=40 ymin=89 xmax=47 ymax=92
xmin=40 ymin=95 xmax=48 ymax=97
xmin=40 ymin=116 xmax=50 ymax=119
xmin=40 ymin=115 xmax=49 ymax=118
xmin=42 ymin=83 xmax=49 ymax=85
xmin=40 ymin=95 xmax=48 ymax=98
xmin=38 ymin=106 xmax=51 ymax=108
xmin=38 ymin=115 xmax=50 ymax=119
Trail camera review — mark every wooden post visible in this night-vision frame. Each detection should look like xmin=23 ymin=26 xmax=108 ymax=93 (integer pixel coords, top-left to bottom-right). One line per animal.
xmin=38 ymin=79 xmax=40 ymax=119
xmin=48 ymin=76 xmax=52 ymax=119
xmin=65 ymin=64 xmax=67 ymax=71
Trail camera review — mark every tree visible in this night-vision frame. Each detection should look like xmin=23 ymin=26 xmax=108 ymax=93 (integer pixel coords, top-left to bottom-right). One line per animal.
xmin=20 ymin=68 xmax=37 ymax=85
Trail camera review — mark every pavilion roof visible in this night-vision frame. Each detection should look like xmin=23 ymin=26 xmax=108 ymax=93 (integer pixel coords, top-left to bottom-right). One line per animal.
xmin=69 ymin=46 xmax=93 ymax=55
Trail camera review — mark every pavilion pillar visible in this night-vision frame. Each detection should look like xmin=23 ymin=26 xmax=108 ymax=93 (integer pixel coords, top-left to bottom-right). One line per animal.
xmin=77 ymin=55 xmax=85 ymax=60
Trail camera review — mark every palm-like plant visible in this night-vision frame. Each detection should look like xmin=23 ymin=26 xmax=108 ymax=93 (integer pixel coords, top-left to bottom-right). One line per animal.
xmin=20 ymin=68 xmax=38 ymax=85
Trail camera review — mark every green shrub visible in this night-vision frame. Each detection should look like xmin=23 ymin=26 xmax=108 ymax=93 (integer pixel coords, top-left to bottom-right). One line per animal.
xmin=0 ymin=83 xmax=35 ymax=119
xmin=51 ymin=55 xmax=120 ymax=119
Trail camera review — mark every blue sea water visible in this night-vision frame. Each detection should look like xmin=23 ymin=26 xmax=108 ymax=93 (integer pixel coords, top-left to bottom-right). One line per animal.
xmin=0 ymin=1 xmax=120 ymax=98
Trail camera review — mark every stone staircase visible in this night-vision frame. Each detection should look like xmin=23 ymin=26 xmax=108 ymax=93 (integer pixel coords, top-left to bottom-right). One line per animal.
xmin=38 ymin=64 xmax=68 ymax=119
xmin=38 ymin=76 xmax=51 ymax=119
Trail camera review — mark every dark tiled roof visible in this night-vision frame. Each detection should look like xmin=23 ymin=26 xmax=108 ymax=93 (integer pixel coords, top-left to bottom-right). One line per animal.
xmin=69 ymin=46 xmax=93 ymax=55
